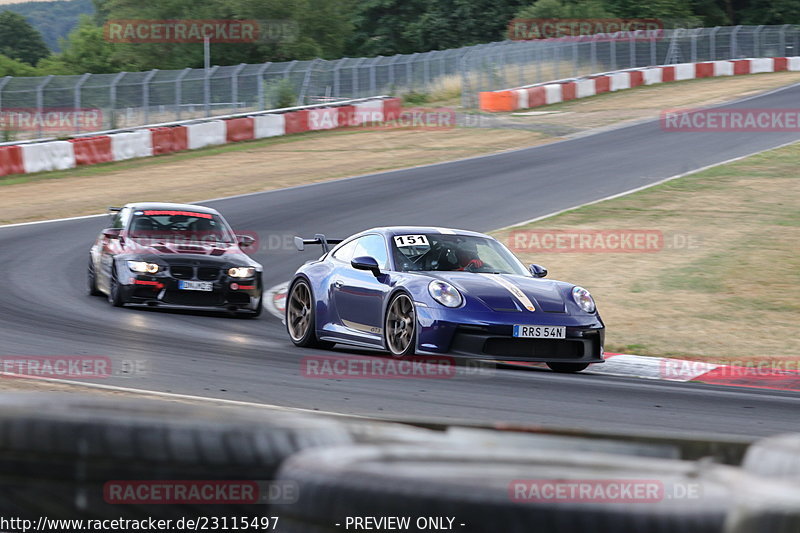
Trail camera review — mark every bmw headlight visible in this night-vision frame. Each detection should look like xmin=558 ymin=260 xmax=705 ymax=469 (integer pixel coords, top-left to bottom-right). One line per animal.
xmin=128 ymin=261 xmax=159 ymax=274
xmin=428 ymin=280 xmax=463 ymax=308
xmin=572 ymin=286 xmax=596 ymax=313
xmin=228 ymin=267 xmax=256 ymax=278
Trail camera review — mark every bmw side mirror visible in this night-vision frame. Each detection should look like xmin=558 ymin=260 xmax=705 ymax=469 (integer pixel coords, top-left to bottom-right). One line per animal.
xmin=529 ymin=264 xmax=547 ymax=278
xmin=352 ymin=256 xmax=381 ymax=276
xmin=103 ymin=228 xmax=122 ymax=239
xmin=237 ymin=234 xmax=255 ymax=248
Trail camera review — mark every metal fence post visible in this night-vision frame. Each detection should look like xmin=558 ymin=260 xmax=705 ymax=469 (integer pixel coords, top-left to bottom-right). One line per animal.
xmin=255 ymin=62 xmax=271 ymax=110
xmin=174 ymin=68 xmax=191 ymax=120
xmin=731 ymin=25 xmax=741 ymax=59
xmin=0 ymin=76 xmax=10 ymax=115
xmin=590 ymin=38 xmax=596 ymax=72
xmin=779 ymin=24 xmax=790 ymax=55
xmin=35 ymin=75 xmax=53 ymax=138
xmin=423 ymin=53 xmax=431 ymax=92
xmin=231 ymin=63 xmax=246 ymax=112
xmin=351 ymin=57 xmax=365 ymax=97
xmin=754 ymin=25 xmax=764 ymax=57
xmin=572 ymin=41 xmax=579 ymax=77
xmin=650 ymin=32 xmax=657 ymax=65
xmin=610 ymin=38 xmax=616 ymax=71
xmin=297 ymin=58 xmax=320 ymax=105
xmin=630 ymin=37 xmax=636 ymax=68
xmin=142 ymin=69 xmax=158 ymax=124
xmin=710 ymin=26 xmax=720 ymax=60
xmin=370 ymin=57 xmax=379 ymax=95
xmin=108 ymin=72 xmax=125 ymax=130
xmin=73 ymin=73 xmax=91 ymax=134
xmin=333 ymin=60 xmax=342 ymax=97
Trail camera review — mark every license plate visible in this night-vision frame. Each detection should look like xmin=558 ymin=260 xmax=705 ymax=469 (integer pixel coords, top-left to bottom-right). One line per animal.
xmin=178 ymin=280 xmax=213 ymax=292
xmin=513 ymin=325 xmax=566 ymax=339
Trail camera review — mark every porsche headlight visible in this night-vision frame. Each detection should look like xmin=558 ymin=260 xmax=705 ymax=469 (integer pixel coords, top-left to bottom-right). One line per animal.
xmin=228 ymin=267 xmax=256 ymax=278
xmin=572 ymin=286 xmax=596 ymax=313
xmin=428 ymin=280 xmax=463 ymax=308
xmin=128 ymin=261 xmax=159 ymax=274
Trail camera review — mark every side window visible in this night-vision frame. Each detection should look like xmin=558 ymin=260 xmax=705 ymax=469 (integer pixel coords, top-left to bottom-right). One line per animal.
xmin=331 ymin=239 xmax=359 ymax=262
xmin=111 ymin=208 xmax=131 ymax=229
xmin=353 ymin=234 xmax=389 ymax=270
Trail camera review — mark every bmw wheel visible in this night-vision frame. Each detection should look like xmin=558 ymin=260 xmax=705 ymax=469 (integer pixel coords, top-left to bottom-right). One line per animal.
xmin=87 ymin=258 xmax=103 ymax=296
xmin=108 ymin=265 xmax=125 ymax=308
xmin=384 ymin=293 xmax=416 ymax=358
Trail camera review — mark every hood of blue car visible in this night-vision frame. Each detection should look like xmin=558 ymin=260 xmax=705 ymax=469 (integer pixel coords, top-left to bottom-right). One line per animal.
xmin=430 ymin=272 xmax=568 ymax=313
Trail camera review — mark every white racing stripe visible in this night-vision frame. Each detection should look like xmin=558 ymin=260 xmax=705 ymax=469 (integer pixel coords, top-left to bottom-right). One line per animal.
xmin=479 ymin=274 xmax=536 ymax=312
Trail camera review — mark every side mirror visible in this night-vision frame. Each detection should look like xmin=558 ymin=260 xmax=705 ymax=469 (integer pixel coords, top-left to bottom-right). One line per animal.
xmin=237 ymin=234 xmax=255 ymax=248
xmin=529 ymin=264 xmax=547 ymax=278
xmin=103 ymin=228 xmax=122 ymax=239
xmin=351 ymin=256 xmax=381 ymax=276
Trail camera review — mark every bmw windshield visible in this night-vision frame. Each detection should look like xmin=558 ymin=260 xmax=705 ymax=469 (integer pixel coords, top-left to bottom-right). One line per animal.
xmin=391 ymin=234 xmax=529 ymax=276
xmin=128 ymin=209 xmax=236 ymax=244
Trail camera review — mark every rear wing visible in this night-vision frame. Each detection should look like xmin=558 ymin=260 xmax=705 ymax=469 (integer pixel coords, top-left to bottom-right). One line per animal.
xmin=294 ymin=234 xmax=343 ymax=254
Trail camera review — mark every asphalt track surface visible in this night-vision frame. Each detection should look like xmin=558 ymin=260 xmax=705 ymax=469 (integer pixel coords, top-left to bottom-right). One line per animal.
xmin=2 ymin=84 xmax=800 ymax=438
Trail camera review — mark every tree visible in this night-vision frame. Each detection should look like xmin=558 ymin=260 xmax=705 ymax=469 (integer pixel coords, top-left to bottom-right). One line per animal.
xmin=0 ymin=53 xmax=39 ymax=76
xmin=41 ymin=15 xmax=130 ymax=74
xmin=0 ymin=11 xmax=50 ymax=65
xmin=516 ymin=0 xmax=617 ymax=19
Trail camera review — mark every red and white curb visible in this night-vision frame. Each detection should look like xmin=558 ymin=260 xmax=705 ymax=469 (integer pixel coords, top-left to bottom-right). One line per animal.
xmin=264 ymin=281 xmax=289 ymax=322
xmin=501 ymin=354 xmax=800 ymax=392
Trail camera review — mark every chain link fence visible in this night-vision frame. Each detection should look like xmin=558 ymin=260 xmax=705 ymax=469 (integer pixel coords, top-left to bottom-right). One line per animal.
xmin=1 ymin=25 xmax=798 ymax=137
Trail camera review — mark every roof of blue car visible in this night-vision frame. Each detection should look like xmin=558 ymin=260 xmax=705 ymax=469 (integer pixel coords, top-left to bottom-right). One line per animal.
xmin=365 ymin=226 xmax=492 ymax=239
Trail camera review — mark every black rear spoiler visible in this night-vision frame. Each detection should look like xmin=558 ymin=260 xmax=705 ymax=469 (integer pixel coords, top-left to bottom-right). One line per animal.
xmin=108 ymin=206 xmax=122 ymax=212
xmin=294 ymin=234 xmax=343 ymax=253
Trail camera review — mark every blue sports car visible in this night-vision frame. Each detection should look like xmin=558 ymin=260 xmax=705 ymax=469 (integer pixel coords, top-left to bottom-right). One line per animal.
xmin=286 ymin=227 xmax=604 ymax=372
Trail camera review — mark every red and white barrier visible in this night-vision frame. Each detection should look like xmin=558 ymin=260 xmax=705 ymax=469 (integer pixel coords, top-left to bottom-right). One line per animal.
xmin=254 ymin=115 xmax=285 ymax=138
xmin=186 ymin=120 xmax=226 ymax=150
xmin=111 ymin=130 xmax=153 ymax=161
xmin=0 ymin=97 xmax=393 ymax=177
xmin=21 ymin=141 xmax=76 ymax=173
xmin=480 ymin=57 xmax=800 ymax=112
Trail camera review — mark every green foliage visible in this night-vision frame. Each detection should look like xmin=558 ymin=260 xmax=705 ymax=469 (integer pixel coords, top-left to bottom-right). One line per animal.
xmin=0 ymin=11 xmax=50 ymax=65
xmin=2 ymin=0 xmax=94 ymax=52
xmin=516 ymin=0 xmax=616 ymax=18
xmin=40 ymin=15 xmax=130 ymax=74
xmin=402 ymin=90 xmax=429 ymax=105
xmin=0 ymin=53 xmax=39 ymax=76
xmin=264 ymin=78 xmax=297 ymax=108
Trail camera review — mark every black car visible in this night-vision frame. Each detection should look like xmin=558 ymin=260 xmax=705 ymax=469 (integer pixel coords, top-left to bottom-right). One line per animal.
xmin=88 ymin=202 xmax=263 ymax=316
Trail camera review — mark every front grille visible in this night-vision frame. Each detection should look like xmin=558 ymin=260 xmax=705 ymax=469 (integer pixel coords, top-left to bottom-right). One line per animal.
xmin=197 ymin=267 xmax=220 ymax=281
xmin=227 ymin=292 xmax=251 ymax=304
xmin=483 ymin=338 xmax=584 ymax=358
xmin=162 ymin=291 xmax=224 ymax=307
xmin=170 ymin=266 xmax=193 ymax=279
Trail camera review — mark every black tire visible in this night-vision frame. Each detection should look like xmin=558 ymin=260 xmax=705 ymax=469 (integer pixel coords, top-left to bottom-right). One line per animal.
xmin=0 ymin=393 xmax=352 ymax=519
xmin=107 ymin=264 xmax=125 ymax=307
xmin=384 ymin=292 xmax=416 ymax=357
xmin=286 ymin=279 xmax=333 ymax=348
xmin=276 ymin=445 xmax=735 ymax=533
xmin=87 ymin=258 xmax=103 ymax=296
xmin=547 ymin=362 xmax=590 ymax=373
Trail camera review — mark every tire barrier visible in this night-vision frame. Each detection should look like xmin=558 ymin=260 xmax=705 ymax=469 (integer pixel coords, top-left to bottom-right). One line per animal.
xmin=480 ymin=57 xmax=800 ymax=112
xmin=0 ymin=97 xmax=394 ymax=178
xmin=0 ymin=393 xmax=353 ymax=519
xmin=276 ymin=445 xmax=736 ymax=533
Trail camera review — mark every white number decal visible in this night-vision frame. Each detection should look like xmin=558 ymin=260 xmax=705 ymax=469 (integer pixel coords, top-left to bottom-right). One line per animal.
xmin=394 ymin=235 xmax=429 ymax=247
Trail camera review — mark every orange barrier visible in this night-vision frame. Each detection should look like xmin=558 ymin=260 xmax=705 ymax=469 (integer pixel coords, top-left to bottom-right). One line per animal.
xmin=70 ymin=136 xmax=113 ymax=166
xmin=225 ymin=117 xmax=254 ymax=142
xmin=526 ymin=87 xmax=547 ymax=108
xmin=283 ymin=110 xmax=309 ymax=134
xmin=561 ymin=83 xmax=576 ymax=101
xmin=774 ymin=57 xmax=788 ymax=71
xmin=150 ymin=127 xmax=188 ymax=154
xmin=732 ymin=60 xmax=750 ymax=75
xmin=337 ymin=106 xmax=356 ymax=127
xmin=695 ymin=62 xmax=715 ymax=78
xmin=383 ymin=98 xmax=403 ymax=121
xmin=0 ymin=145 xmax=23 ymax=176
xmin=594 ymin=76 xmax=610 ymax=94
xmin=629 ymin=71 xmax=644 ymax=87
xmin=478 ymin=91 xmax=516 ymax=112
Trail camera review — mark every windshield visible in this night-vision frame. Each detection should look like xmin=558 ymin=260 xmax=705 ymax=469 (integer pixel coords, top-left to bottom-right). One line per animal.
xmin=391 ymin=233 xmax=529 ymax=276
xmin=128 ymin=209 xmax=235 ymax=244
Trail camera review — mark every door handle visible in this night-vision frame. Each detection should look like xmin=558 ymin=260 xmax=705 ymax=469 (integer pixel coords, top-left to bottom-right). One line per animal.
xmin=333 ymin=280 xmax=343 ymax=288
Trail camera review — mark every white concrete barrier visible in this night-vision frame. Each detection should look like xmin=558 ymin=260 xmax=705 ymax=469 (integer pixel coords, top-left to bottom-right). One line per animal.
xmin=186 ymin=120 xmax=226 ymax=150
xmin=254 ymin=114 xmax=286 ymax=138
xmin=609 ymin=72 xmax=631 ymax=91
xmin=307 ymin=108 xmax=339 ymax=130
xmin=750 ymin=57 xmax=774 ymax=74
xmin=544 ymin=84 xmax=562 ymax=104
xmin=642 ymin=68 xmax=663 ymax=85
xmin=110 ymin=130 xmax=153 ymax=161
xmin=21 ymin=141 xmax=76 ymax=173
